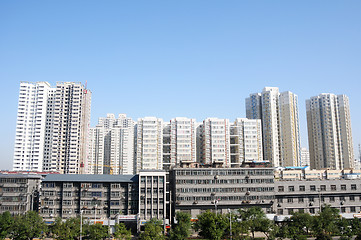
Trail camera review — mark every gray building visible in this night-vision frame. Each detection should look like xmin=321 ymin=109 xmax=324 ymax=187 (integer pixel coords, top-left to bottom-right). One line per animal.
xmin=171 ymin=167 xmax=275 ymax=219
xmin=40 ymin=174 xmax=139 ymax=225
xmin=0 ymin=173 xmax=42 ymax=215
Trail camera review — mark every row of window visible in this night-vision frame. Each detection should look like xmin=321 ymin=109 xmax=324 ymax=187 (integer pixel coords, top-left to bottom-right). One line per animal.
xmin=278 ymin=184 xmax=357 ymax=192
xmin=278 ymin=195 xmax=361 ymax=203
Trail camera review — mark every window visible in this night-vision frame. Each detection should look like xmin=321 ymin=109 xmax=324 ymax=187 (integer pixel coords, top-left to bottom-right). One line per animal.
xmin=309 ymin=197 xmax=314 ymax=202
xmin=351 ymin=207 xmax=356 ymax=212
xmin=288 ymin=186 xmax=295 ymax=192
xmin=340 ymin=196 xmax=346 ymax=201
xmin=287 ymin=198 xmax=293 ymax=203
xmin=320 ymin=185 xmax=326 ymax=191
xmin=299 ymin=185 xmax=305 ymax=191
xmin=277 ymin=198 xmax=283 ymax=203
xmin=350 ymin=196 xmax=355 ymax=201
xmin=309 ymin=208 xmax=315 ymax=214
xmin=277 ymin=209 xmax=283 ymax=215
xmin=351 ymin=184 xmax=357 ymax=190
xmin=298 ymin=197 xmax=304 ymax=203
xmin=341 ymin=185 xmax=347 ymax=191
xmin=310 ymin=185 xmax=316 ymax=191
xmin=330 ymin=196 xmax=335 ymax=202
xmin=341 ymin=207 xmax=346 ymax=213
xmin=278 ymin=186 xmax=284 ymax=192
xmin=331 ymin=185 xmax=337 ymax=191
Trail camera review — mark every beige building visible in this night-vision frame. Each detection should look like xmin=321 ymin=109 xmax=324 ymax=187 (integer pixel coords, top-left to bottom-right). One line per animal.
xmin=306 ymin=93 xmax=354 ymax=170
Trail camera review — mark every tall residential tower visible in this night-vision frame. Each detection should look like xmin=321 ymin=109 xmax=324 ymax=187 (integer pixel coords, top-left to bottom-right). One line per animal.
xmin=306 ymin=94 xmax=354 ymax=170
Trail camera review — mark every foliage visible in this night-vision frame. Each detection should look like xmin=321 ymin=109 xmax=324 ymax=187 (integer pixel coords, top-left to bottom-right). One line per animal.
xmin=0 ymin=211 xmax=14 ymax=239
xmin=311 ymin=205 xmax=340 ymax=240
xmin=238 ymin=207 xmax=270 ymax=239
xmin=50 ymin=217 xmax=81 ymax=240
xmin=193 ymin=210 xmax=229 ymax=240
xmin=351 ymin=218 xmax=361 ymax=240
xmin=284 ymin=212 xmax=314 ymax=239
xmin=170 ymin=211 xmax=192 ymax=240
xmin=337 ymin=218 xmax=353 ymax=240
xmin=113 ymin=222 xmax=132 ymax=240
xmin=11 ymin=211 xmax=47 ymax=240
xmin=140 ymin=218 xmax=165 ymax=240
xmin=83 ymin=222 xmax=109 ymax=240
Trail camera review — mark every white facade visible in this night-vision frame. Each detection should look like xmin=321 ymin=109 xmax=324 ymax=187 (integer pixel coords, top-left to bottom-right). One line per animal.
xmin=169 ymin=117 xmax=197 ymax=165
xmin=201 ymin=118 xmax=230 ymax=166
xmin=246 ymin=87 xmax=301 ymax=168
xmin=230 ymin=118 xmax=263 ymax=166
xmin=88 ymin=114 xmax=135 ymax=175
xmin=300 ymin=147 xmax=310 ymax=167
xmin=306 ymin=93 xmax=354 ymax=170
xmin=13 ymin=82 xmax=91 ymax=174
xmin=135 ymin=117 xmax=163 ymax=172
xmin=13 ymin=82 xmax=52 ymax=171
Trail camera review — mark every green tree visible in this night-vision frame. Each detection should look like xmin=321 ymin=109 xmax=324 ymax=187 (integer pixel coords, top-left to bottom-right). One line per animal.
xmin=11 ymin=211 xmax=47 ymax=240
xmin=0 ymin=211 xmax=14 ymax=239
xmin=337 ymin=218 xmax=353 ymax=240
xmin=286 ymin=212 xmax=313 ymax=239
xmin=238 ymin=207 xmax=269 ymax=239
xmin=113 ymin=223 xmax=131 ymax=240
xmin=140 ymin=218 xmax=165 ymax=240
xmin=311 ymin=205 xmax=340 ymax=240
xmin=50 ymin=217 xmax=81 ymax=240
xmin=83 ymin=223 xmax=109 ymax=240
xmin=351 ymin=218 xmax=361 ymax=240
xmin=170 ymin=211 xmax=192 ymax=240
xmin=193 ymin=210 xmax=229 ymax=240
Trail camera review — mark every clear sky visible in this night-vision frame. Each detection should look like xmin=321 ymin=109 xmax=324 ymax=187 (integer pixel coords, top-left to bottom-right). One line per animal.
xmin=1 ymin=1 xmax=360 ymax=170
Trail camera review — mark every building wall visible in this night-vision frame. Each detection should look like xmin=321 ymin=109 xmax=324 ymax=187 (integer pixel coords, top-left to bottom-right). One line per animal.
xmin=306 ymin=94 xmax=354 ymax=170
xmin=0 ymin=174 xmax=42 ymax=215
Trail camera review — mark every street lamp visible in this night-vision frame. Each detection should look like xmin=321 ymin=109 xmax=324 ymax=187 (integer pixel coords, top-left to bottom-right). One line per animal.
xmin=228 ymin=209 xmax=232 ymax=240
xmin=214 ymin=200 xmax=218 ymax=216
xmin=80 ymin=210 xmax=83 ymax=240
xmin=94 ymin=204 xmax=97 ymax=224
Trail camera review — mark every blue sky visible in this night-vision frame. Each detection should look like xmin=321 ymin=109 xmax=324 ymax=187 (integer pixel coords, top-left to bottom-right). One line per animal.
xmin=1 ymin=1 xmax=360 ymax=170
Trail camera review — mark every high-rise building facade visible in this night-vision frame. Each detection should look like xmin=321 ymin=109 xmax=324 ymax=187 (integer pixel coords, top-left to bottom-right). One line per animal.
xmin=300 ymin=147 xmax=310 ymax=167
xmin=12 ymin=82 xmax=91 ymax=174
xmin=246 ymin=87 xmax=301 ymax=167
xmin=230 ymin=118 xmax=263 ymax=167
xmin=13 ymin=82 xmax=52 ymax=172
xmin=306 ymin=93 xmax=354 ymax=170
xmin=88 ymin=114 xmax=135 ymax=175
xmin=200 ymin=118 xmax=231 ymax=167
xmin=135 ymin=117 xmax=163 ymax=172
xmin=279 ymin=91 xmax=301 ymax=166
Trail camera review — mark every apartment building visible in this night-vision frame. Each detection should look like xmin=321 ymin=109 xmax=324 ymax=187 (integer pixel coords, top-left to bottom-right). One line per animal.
xmin=40 ymin=174 xmax=139 ymax=224
xmin=13 ymin=82 xmax=53 ymax=172
xmin=300 ymin=148 xmax=310 ymax=167
xmin=200 ymin=118 xmax=231 ymax=167
xmin=230 ymin=118 xmax=263 ymax=167
xmin=306 ymin=94 xmax=354 ymax=170
xmin=12 ymin=82 xmax=92 ymax=174
xmin=88 ymin=114 xmax=135 ymax=175
xmin=246 ymin=87 xmax=301 ymax=167
xmin=0 ymin=173 xmax=42 ymax=215
xmin=171 ymin=167 xmax=275 ymax=219
xmin=135 ymin=117 xmax=163 ymax=172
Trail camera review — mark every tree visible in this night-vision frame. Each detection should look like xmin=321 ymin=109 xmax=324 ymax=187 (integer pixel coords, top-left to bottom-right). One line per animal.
xmin=238 ymin=207 xmax=269 ymax=239
xmin=193 ymin=210 xmax=229 ymax=240
xmin=0 ymin=211 xmax=14 ymax=239
xmin=11 ymin=211 xmax=47 ymax=240
xmin=337 ymin=218 xmax=353 ymax=240
xmin=351 ymin=218 xmax=361 ymax=240
xmin=113 ymin=223 xmax=131 ymax=240
xmin=170 ymin=211 xmax=192 ymax=240
xmin=140 ymin=218 xmax=165 ymax=240
xmin=83 ymin=223 xmax=109 ymax=240
xmin=50 ymin=217 xmax=81 ymax=240
xmin=286 ymin=212 xmax=313 ymax=239
xmin=311 ymin=205 xmax=340 ymax=240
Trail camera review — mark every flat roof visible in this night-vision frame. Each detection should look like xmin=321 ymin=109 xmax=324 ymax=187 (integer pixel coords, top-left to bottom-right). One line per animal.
xmin=43 ymin=174 xmax=138 ymax=183
xmin=0 ymin=173 xmax=42 ymax=179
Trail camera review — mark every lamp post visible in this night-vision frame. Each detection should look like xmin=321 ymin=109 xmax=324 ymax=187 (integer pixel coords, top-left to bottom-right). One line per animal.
xmin=228 ymin=208 xmax=232 ymax=240
xmin=80 ymin=210 xmax=83 ymax=240
xmin=94 ymin=204 xmax=97 ymax=224
xmin=214 ymin=200 xmax=218 ymax=217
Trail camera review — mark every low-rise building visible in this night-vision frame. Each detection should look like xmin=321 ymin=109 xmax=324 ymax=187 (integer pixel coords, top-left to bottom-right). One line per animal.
xmin=171 ymin=167 xmax=275 ymax=219
xmin=0 ymin=173 xmax=42 ymax=215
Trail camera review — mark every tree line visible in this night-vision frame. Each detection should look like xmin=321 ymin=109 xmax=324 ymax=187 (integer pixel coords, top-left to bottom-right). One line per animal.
xmin=2 ymin=205 xmax=361 ymax=240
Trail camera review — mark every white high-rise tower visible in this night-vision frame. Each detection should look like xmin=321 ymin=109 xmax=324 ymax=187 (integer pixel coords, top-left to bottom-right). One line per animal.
xmin=306 ymin=93 xmax=354 ymax=170
xmin=246 ymin=87 xmax=301 ymax=167
xmin=12 ymin=82 xmax=91 ymax=174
